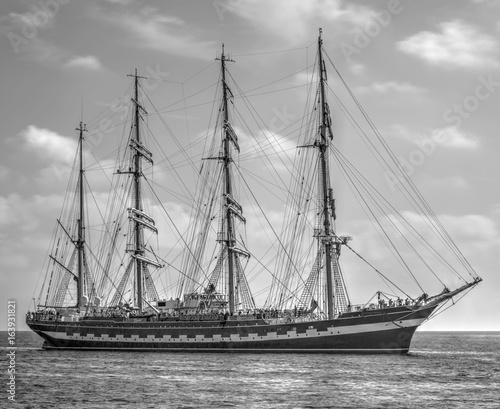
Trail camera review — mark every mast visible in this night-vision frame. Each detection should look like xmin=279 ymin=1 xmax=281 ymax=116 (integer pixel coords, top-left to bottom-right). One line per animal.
xmin=128 ymin=69 xmax=147 ymax=313
xmin=317 ymin=29 xmax=335 ymax=319
xmin=112 ymin=70 xmax=158 ymax=312
xmin=196 ymin=46 xmax=254 ymax=314
xmin=219 ymin=45 xmax=236 ymax=314
xmin=76 ymin=121 xmax=87 ymax=309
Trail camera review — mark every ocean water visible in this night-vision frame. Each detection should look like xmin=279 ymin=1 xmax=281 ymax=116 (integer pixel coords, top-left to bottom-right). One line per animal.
xmin=1 ymin=331 xmax=499 ymax=408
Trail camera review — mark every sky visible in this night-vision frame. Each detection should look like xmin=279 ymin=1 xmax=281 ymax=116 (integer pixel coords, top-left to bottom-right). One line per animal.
xmin=1 ymin=0 xmax=499 ymax=332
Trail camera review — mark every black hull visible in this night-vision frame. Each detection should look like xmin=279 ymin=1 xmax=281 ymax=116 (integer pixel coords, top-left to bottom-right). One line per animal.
xmin=27 ymin=305 xmax=435 ymax=354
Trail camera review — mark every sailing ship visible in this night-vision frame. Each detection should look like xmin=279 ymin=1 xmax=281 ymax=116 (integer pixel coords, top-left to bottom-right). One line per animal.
xmin=26 ymin=30 xmax=482 ymax=353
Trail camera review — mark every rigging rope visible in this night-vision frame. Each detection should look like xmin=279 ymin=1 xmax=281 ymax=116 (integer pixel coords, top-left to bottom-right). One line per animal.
xmin=343 ymin=243 xmax=412 ymax=298
xmin=322 ymin=48 xmax=478 ymax=281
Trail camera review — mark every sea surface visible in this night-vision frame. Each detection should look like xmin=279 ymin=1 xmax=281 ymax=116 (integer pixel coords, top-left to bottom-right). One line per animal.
xmin=1 ymin=331 xmax=499 ymax=408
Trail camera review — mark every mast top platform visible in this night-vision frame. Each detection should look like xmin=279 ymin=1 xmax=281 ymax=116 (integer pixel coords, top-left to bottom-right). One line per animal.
xmin=76 ymin=121 xmax=87 ymax=133
xmin=216 ymin=43 xmax=235 ymax=63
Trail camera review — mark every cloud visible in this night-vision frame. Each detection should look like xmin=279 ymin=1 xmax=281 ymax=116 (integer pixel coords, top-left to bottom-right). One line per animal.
xmin=155 ymin=201 xmax=192 ymax=252
xmin=332 ymin=209 xmax=491 ymax=307
xmin=0 ymin=5 xmax=64 ymax=59
xmin=226 ymin=0 xmax=374 ymax=43
xmin=0 ymin=8 xmax=57 ymax=33
xmin=356 ymin=81 xmax=425 ymax=94
xmin=424 ymin=175 xmax=470 ymax=190
xmin=0 ymin=6 xmax=103 ymax=71
xmin=237 ymin=126 xmax=297 ymax=174
xmin=385 ymin=212 xmax=498 ymax=286
xmin=19 ymin=125 xmax=76 ymax=164
xmin=0 ymin=193 xmax=64 ymax=233
xmin=0 ymin=9 xmax=85 ymax=68
xmin=350 ymin=63 xmax=365 ymax=76
xmin=432 ymin=127 xmax=480 ymax=149
xmin=16 ymin=125 xmax=120 ymax=188
xmin=390 ymin=125 xmax=480 ymax=150
xmin=97 ymin=7 xmax=216 ymax=60
xmin=64 ymin=55 xmax=102 ymax=70
xmin=437 ymin=213 xmax=500 ymax=245
xmin=397 ymin=20 xmax=499 ymax=69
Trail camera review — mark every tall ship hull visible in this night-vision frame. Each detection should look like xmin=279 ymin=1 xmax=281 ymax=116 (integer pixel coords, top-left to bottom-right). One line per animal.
xmin=28 ymin=304 xmax=437 ymax=353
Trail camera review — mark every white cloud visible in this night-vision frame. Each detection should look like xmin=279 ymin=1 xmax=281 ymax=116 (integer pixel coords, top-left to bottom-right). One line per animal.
xmin=397 ymin=20 xmax=498 ymax=69
xmin=227 ymin=0 xmax=374 ymax=43
xmin=97 ymin=7 xmax=216 ymax=60
xmin=17 ymin=125 xmax=121 ymax=188
xmin=432 ymin=127 xmax=480 ymax=149
xmin=357 ymin=81 xmax=425 ymax=94
xmin=64 ymin=55 xmax=102 ymax=70
xmin=156 ymin=201 xmax=191 ymax=251
xmin=238 ymin=127 xmax=297 ymax=173
xmin=389 ymin=125 xmax=480 ymax=150
xmin=291 ymin=71 xmax=313 ymax=88
xmin=20 ymin=125 xmax=76 ymax=164
xmin=350 ymin=63 xmax=365 ymax=76
xmin=440 ymin=214 xmax=499 ymax=242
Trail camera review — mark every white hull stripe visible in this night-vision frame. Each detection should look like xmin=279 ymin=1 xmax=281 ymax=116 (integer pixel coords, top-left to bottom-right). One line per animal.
xmin=40 ymin=318 xmax=425 ymax=344
xmin=43 ymin=346 xmax=409 ymax=353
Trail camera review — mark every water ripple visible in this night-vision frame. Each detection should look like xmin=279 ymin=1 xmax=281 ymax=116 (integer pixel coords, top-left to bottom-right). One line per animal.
xmin=4 ymin=331 xmax=499 ymax=409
